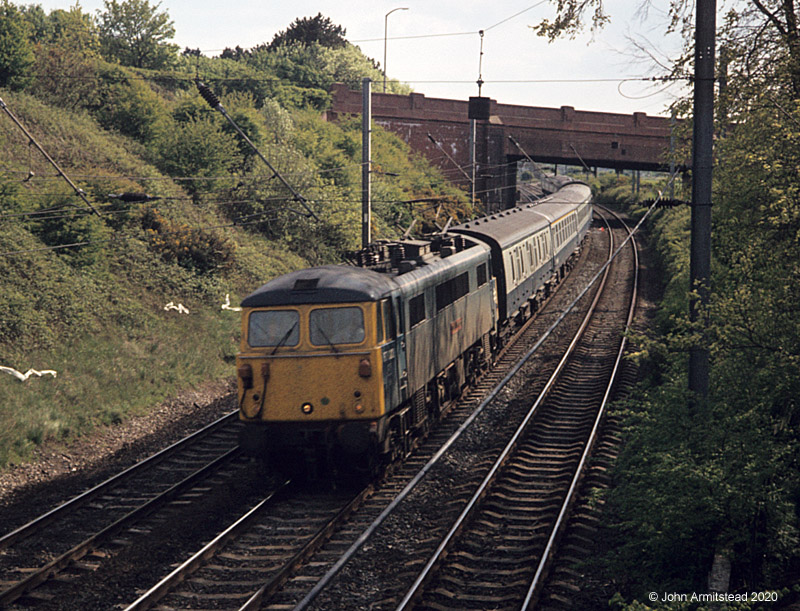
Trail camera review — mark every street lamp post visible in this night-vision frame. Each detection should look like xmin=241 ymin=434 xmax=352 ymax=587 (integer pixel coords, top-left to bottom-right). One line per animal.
xmin=384 ymin=7 xmax=408 ymax=93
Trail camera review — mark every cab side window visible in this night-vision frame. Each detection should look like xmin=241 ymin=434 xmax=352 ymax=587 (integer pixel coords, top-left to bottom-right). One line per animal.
xmin=382 ymin=299 xmax=396 ymax=339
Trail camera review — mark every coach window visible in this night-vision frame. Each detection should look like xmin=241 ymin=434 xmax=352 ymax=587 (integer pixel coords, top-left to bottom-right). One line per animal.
xmin=310 ymin=306 xmax=365 ymax=346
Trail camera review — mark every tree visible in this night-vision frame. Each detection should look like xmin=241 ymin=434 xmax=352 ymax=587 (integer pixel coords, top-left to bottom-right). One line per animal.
xmin=531 ymin=0 xmax=608 ymax=41
xmin=532 ymin=0 xmax=800 ymax=99
xmin=29 ymin=6 xmax=100 ymax=109
xmin=527 ymin=0 xmax=800 ymax=599
xmin=246 ymin=41 xmax=411 ymax=109
xmin=96 ymin=0 xmax=178 ymax=69
xmin=0 ymin=0 xmax=34 ymax=89
xmin=268 ymin=13 xmax=347 ymax=51
xmin=220 ymin=45 xmax=247 ymax=61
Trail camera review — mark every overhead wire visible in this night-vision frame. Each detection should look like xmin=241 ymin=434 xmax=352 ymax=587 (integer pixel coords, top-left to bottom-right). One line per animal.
xmin=26 ymin=71 xmax=685 ymax=86
xmin=484 ymin=0 xmax=549 ymax=31
xmin=1 ymin=1 xmax=679 ymax=259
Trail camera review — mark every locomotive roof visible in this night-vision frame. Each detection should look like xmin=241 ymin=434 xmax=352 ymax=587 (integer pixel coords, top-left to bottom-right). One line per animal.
xmin=241 ymin=265 xmax=397 ymax=307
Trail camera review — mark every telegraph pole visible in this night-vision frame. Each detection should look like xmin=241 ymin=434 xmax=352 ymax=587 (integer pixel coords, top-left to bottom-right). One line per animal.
xmin=689 ymin=0 xmax=716 ymax=399
xmin=362 ymin=78 xmax=372 ymax=248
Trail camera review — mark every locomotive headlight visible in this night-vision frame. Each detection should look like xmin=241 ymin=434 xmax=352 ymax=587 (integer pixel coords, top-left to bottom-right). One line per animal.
xmin=358 ymin=358 xmax=372 ymax=378
xmin=301 ymin=402 xmax=314 ymax=415
xmin=354 ymin=403 xmax=364 ymax=413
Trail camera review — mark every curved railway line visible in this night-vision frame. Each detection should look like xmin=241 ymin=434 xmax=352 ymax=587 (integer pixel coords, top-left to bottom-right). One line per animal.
xmin=116 ymin=215 xmax=606 ymax=611
xmin=2 ymin=206 xmax=641 ymax=611
xmin=290 ymin=207 xmax=637 ymax=611
xmin=397 ymin=207 xmax=637 ymax=611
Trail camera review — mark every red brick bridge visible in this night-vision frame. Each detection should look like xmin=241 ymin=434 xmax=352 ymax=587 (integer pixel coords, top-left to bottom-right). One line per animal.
xmin=327 ymin=83 xmax=679 ymax=210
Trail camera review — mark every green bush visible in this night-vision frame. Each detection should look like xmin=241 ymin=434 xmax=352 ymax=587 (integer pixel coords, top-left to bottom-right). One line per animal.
xmin=141 ymin=207 xmax=235 ymax=274
xmin=150 ymin=115 xmax=241 ymax=195
xmin=92 ymin=63 xmax=170 ymax=142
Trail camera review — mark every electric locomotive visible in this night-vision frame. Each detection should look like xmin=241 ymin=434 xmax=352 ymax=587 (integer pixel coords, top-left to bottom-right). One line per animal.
xmin=235 ymin=180 xmax=592 ymax=478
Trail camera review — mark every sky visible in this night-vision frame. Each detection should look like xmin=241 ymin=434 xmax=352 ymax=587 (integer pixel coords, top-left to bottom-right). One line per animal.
xmin=29 ymin=0 xmax=688 ymax=117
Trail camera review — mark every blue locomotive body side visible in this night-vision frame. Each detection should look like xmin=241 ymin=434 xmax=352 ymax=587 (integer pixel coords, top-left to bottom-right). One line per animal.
xmin=389 ymin=240 xmax=495 ymax=399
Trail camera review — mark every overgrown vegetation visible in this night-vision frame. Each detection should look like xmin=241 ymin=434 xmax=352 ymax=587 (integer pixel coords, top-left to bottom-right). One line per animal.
xmin=535 ymin=0 xmax=800 ymax=600
xmin=0 ymin=2 xmax=468 ymax=466
xmin=588 ymin=101 xmax=800 ymax=611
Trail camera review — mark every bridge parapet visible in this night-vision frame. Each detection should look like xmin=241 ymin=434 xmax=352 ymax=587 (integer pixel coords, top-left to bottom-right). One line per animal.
xmin=328 ymin=84 xmax=681 ymax=209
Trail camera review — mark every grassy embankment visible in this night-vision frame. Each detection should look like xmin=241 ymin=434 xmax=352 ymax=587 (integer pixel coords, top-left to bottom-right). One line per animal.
xmin=0 ymin=91 xmax=317 ymax=466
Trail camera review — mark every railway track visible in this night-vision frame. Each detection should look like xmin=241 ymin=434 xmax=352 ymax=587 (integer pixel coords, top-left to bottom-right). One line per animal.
xmin=394 ymin=207 xmax=637 ymax=610
xmin=292 ymin=208 xmax=636 ymax=611
xmin=2 ymin=209 xmax=634 ymax=611
xmin=536 ymin=208 xmax=641 ymax=610
xmin=0 ymin=411 xmax=246 ymax=606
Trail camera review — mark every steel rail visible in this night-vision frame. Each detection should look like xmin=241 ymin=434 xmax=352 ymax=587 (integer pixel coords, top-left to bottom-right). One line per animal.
xmin=393 ymin=212 xmax=617 ymax=611
xmin=292 ymin=214 xmax=618 ymax=611
xmin=124 ymin=479 xmax=293 ymax=611
xmin=520 ymin=206 xmax=639 ymax=609
xmin=237 ymin=484 xmax=375 ymax=611
xmin=0 ymin=409 xmax=239 ymax=551
xmin=0 ymin=445 xmax=242 ymax=606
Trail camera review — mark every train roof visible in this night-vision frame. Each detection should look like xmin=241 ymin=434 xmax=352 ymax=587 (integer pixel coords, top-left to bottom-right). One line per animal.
xmin=450 ymin=181 xmax=591 ymax=250
xmin=533 ymin=182 xmax=592 ymax=208
xmin=241 ymin=265 xmax=397 ymax=307
xmin=450 ymin=207 xmax=551 ymax=250
xmin=241 ymin=233 xmax=492 ymax=308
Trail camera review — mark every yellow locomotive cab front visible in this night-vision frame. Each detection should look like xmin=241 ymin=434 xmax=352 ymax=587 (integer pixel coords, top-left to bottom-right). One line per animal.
xmin=237 ymin=303 xmax=385 ymax=423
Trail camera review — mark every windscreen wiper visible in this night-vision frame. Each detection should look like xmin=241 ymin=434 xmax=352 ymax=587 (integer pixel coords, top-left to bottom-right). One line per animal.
xmin=312 ymin=321 xmax=339 ymax=354
xmin=271 ymin=322 xmax=298 ymax=355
